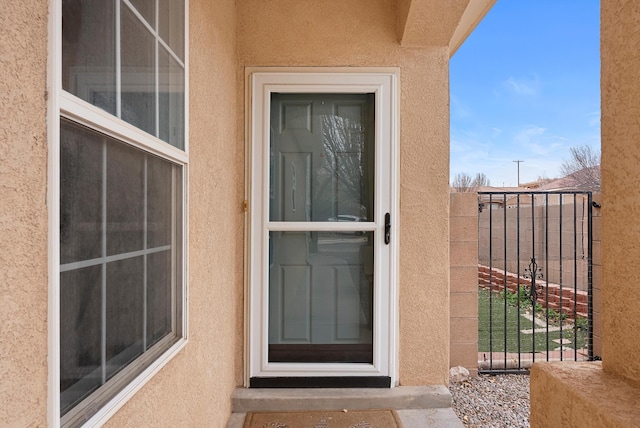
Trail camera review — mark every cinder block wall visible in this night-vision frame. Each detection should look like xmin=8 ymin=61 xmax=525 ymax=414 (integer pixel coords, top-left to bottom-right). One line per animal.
xmin=449 ymin=193 xmax=479 ymax=375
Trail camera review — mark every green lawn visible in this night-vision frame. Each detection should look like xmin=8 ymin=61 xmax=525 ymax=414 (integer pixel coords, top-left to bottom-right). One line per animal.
xmin=478 ymin=288 xmax=587 ymax=353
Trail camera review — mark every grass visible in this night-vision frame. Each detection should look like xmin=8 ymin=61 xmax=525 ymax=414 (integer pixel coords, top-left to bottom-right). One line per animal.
xmin=478 ymin=288 xmax=587 ymax=353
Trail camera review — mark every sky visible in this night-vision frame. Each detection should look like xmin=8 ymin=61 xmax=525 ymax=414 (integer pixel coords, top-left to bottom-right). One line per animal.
xmin=450 ymin=0 xmax=600 ymax=188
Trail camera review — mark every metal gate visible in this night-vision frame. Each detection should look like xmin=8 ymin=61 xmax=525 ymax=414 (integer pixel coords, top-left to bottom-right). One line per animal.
xmin=477 ymin=191 xmax=594 ymax=374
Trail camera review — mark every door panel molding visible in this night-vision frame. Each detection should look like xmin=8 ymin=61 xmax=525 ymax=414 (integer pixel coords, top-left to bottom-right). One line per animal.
xmin=246 ymin=68 xmax=399 ymax=386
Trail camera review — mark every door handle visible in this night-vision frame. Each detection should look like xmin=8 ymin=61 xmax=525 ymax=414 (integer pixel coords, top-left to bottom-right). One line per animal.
xmin=384 ymin=212 xmax=391 ymax=245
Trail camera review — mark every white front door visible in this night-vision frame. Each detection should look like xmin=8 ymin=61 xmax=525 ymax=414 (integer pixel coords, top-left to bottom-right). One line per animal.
xmin=248 ymin=70 xmax=398 ymax=387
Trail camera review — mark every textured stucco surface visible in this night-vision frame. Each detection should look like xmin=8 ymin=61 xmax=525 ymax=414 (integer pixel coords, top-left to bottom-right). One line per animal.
xmin=3 ymin=0 xmax=480 ymax=425
xmin=0 ymin=1 xmax=49 ymax=427
xmin=238 ymin=0 xmax=452 ymax=386
xmin=531 ymin=2 xmax=640 ymax=426
xmin=399 ymin=0 xmax=470 ymax=46
xmin=104 ymin=0 xmax=242 ymax=426
xmin=601 ymin=0 xmax=640 ymax=385
xmin=531 ymin=362 xmax=640 ymax=428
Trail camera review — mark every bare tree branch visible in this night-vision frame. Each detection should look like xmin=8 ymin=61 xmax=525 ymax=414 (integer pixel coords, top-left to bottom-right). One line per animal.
xmin=560 ymin=145 xmax=601 ymax=191
xmin=452 ymin=173 xmax=475 ymax=192
xmin=451 ymin=172 xmax=490 ymax=192
xmin=472 ymin=173 xmax=490 ymax=188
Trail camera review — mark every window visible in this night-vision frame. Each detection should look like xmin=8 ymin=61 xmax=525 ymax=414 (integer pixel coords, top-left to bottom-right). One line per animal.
xmin=56 ymin=1 xmax=187 ymax=426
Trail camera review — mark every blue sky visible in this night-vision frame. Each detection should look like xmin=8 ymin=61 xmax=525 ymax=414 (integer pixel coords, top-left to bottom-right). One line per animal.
xmin=450 ymin=0 xmax=600 ymax=187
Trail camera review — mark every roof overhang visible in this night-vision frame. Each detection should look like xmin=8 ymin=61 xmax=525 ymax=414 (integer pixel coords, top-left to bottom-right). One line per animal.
xmin=397 ymin=0 xmax=496 ymax=56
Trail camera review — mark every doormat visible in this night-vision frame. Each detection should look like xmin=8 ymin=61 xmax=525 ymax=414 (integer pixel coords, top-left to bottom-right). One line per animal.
xmin=243 ymin=409 xmax=403 ymax=428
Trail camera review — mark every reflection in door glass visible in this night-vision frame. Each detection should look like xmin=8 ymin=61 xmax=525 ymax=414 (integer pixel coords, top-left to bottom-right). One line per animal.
xmin=269 ymin=93 xmax=375 ymax=222
xmin=268 ymin=231 xmax=374 ymax=363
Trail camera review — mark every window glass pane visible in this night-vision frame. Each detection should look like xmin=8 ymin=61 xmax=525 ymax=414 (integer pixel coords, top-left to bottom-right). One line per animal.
xmin=147 ymin=250 xmax=172 ymax=347
xmin=159 ymin=46 xmax=185 ymax=149
xmin=60 ymin=120 xmax=184 ymax=422
xmin=60 ymin=120 xmax=103 ymax=264
xmin=147 ymin=154 xmax=173 ymax=247
xmin=121 ymin=4 xmax=156 ymax=136
xmin=60 ymin=266 xmax=102 ymax=415
xmin=106 ymin=141 xmax=145 ymax=255
xmin=128 ymin=0 xmax=155 ymax=29
xmin=106 ymin=257 xmax=144 ymax=379
xmin=158 ymin=0 xmax=185 ymax=60
xmin=62 ymin=0 xmax=116 ymax=114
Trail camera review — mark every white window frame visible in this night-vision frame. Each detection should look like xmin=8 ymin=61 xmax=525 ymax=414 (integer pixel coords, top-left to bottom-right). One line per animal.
xmin=47 ymin=1 xmax=189 ymax=426
xmin=245 ymin=68 xmax=400 ymax=385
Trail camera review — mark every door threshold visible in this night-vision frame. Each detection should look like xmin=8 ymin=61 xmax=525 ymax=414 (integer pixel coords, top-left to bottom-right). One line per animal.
xmin=249 ymin=376 xmax=391 ymax=388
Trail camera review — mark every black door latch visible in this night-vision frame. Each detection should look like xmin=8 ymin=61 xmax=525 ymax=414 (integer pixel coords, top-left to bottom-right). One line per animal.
xmin=384 ymin=212 xmax=391 ymax=245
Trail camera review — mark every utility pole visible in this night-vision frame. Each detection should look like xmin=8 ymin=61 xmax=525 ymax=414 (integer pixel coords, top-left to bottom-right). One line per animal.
xmin=513 ymin=160 xmax=523 ymax=187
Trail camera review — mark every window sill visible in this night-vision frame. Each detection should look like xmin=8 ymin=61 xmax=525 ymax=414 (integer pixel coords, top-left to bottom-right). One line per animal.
xmin=79 ymin=338 xmax=188 ymax=428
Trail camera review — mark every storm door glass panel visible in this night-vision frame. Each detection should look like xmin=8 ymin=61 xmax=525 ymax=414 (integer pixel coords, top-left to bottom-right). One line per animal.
xmin=269 ymin=93 xmax=375 ymax=223
xmin=268 ymin=93 xmax=375 ymax=363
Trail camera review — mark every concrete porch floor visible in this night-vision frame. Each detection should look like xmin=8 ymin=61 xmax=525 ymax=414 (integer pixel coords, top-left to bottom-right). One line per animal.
xmin=226 ymin=386 xmax=463 ymax=427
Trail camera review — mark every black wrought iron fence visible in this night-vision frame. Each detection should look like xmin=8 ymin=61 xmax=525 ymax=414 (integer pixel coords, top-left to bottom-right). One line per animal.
xmin=477 ymin=191 xmax=594 ymax=374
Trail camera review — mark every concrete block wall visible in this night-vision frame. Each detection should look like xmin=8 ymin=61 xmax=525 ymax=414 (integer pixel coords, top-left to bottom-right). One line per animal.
xmin=449 ymin=193 xmax=479 ymax=375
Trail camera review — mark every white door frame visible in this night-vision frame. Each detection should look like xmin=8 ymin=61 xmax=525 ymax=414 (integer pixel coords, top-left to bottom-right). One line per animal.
xmin=245 ymin=68 xmax=400 ymax=385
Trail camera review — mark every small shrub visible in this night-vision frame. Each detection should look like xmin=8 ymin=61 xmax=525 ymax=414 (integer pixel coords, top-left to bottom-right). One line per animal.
xmin=547 ymin=308 xmax=567 ymax=322
xmin=575 ymin=317 xmax=588 ymax=331
xmin=499 ymin=286 xmax=533 ymax=309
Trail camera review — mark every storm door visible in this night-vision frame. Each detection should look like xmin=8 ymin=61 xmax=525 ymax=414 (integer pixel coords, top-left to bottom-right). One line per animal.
xmin=249 ymin=71 xmax=397 ymax=386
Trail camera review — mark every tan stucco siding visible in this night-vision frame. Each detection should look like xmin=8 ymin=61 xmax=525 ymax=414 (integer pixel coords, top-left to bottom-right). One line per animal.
xmin=601 ymin=0 xmax=640 ymax=385
xmin=104 ymin=0 xmax=242 ymax=426
xmin=0 ymin=1 xmax=49 ymax=426
xmin=398 ymin=50 xmax=451 ymax=385
xmin=238 ymin=0 xmax=452 ymax=385
xmin=399 ymin=0 xmax=471 ymax=47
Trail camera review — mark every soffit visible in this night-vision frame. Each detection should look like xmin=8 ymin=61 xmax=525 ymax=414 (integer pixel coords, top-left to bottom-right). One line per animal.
xmin=397 ymin=0 xmax=496 ymax=56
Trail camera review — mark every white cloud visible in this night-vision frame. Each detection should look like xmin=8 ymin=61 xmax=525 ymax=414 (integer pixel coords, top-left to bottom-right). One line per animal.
xmin=514 ymin=126 xmax=549 ymax=155
xmin=503 ymin=75 xmax=541 ymax=96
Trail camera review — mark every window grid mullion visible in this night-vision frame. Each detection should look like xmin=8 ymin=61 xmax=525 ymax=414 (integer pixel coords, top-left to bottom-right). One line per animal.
xmin=143 ymin=157 xmax=148 ymax=351
xmin=171 ymin=166 xmax=178 ymax=333
xmin=101 ymin=138 xmax=108 ymax=385
xmin=122 ymin=0 xmax=185 ymax=68
xmin=115 ymin=0 xmax=122 ymax=119
xmin=154 ymin=0 xmax=160 ymax=139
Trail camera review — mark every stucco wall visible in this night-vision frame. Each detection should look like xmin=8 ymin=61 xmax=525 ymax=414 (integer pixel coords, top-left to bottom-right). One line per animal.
xmin=531 ymin=362 xmax=640 ymax=428
xmin=600 ymin=0 xmax=640 ymax=384
xmin=104 ymin=0 xmax=242 ymax=426
xmin=238 ymin=0 xmax=452 ymax=385
xmin=0 ymin=1 xmax=49 ymax=426
xmin=531 ymin=1 xmax=640 ymax=426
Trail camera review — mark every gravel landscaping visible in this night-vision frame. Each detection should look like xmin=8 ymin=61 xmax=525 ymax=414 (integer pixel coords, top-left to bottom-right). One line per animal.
xmin=450 ymin=374 xmax=530 ymax=428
